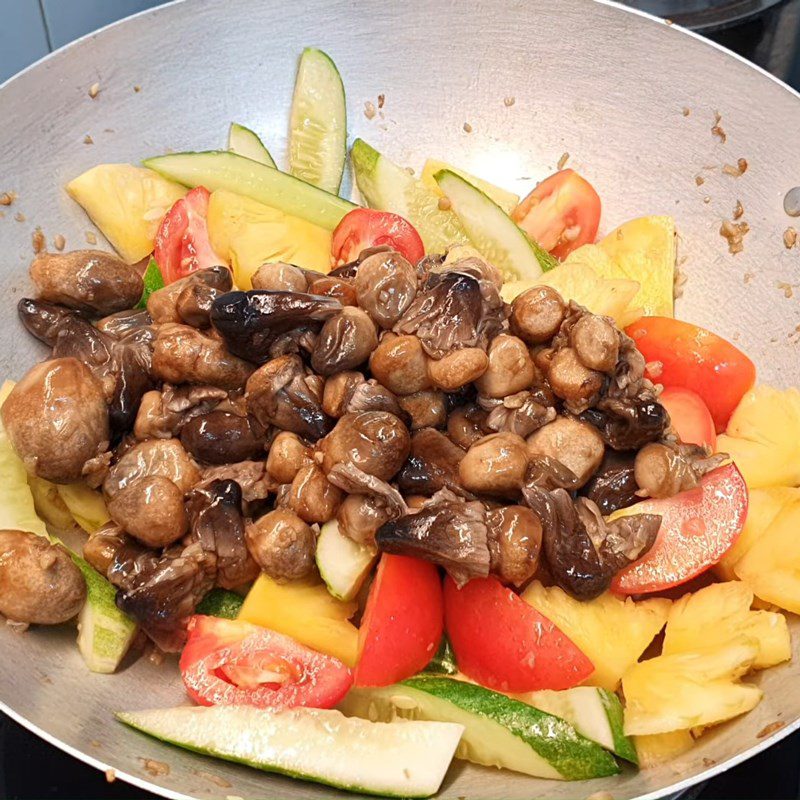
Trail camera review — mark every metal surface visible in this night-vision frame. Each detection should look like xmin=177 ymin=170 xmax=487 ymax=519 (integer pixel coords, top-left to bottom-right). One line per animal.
xmin=0 ymin=0 xmax=799 ymax=798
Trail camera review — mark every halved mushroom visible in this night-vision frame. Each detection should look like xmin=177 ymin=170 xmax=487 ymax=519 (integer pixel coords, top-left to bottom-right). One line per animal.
xmin=2 ymin=358 xmax=109 ymax=483
xmin=245 ymin=509 xmax=316 ymax=582
xmin=0 ymin=530 xmax=86 ymax=624
xmin=30 ymin=250 xmax=143 ymax=316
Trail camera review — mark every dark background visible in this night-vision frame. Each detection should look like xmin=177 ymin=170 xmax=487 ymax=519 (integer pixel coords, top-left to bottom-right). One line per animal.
xmin=2 ymin=0 xmax=800 ymax=798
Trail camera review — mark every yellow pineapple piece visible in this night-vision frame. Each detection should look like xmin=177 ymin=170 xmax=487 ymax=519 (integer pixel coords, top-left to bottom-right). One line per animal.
xmin=207 ymin=189 xmax=330 ymax=287
xmin=622 ymin=637 xmax=762 ymax=736
xmin=521 ymin=581 xmax=670 ymax=690
xmin=716 ymin=486 xmax=800 ymax=580
xmin=717 ymin=386 xmax=800 ymax=489
xmin=735 ymin=498 xmax=800 ymax=614
xmin=57 ymin=483 xmax=110 ymax=534
xmin=663 ymin=582 xmax=790 ymax=670
xmin=238 ymin=574 xmax=358 ymax=666
xmin=66 ymin=164 xmax=187 ymax=263
xmin=635 ymin=730 xmax=695 ymax=768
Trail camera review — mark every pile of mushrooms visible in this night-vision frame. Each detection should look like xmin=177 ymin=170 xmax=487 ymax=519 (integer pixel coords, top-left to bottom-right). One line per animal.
xmin=0 ymin=247 xmax=724 ymax=647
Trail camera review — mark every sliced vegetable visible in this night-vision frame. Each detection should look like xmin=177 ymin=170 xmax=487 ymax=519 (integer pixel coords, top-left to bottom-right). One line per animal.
xmin=424 ymin=636 xmax=458 ymax=676
xmin=135 ymin=258 xmax=165 ymax=309
xmin=228 ymin=122 xmax=276 ymax=168
xmin=351 ymin=138 xmax=468 ymax=253
xmin=238 ymin=574 xmax=359 ymax=666
xmin=180 ymin=615 xmax=352 ymax=710
xmin=611 ymin=464 xmax=748 ymax=595
xmin=521 ymin=581 xmax=670 ymax=690
xmin=206 ymin=188 xmax=330 ymax=286
xmin=154 ymin=186 xmax=226 ymax=284
xmin=66 ymin=163 xmax=187 ymax=263
xmin=341 ymin=678 xmax=619 ymax=780
xmin=596 ymin=215 xmax=676 ymax=318
xmin=144 ymin=150 xmax=356 ymax=230
xmin=73 ymin=555 xmax=137 ymax=674
xmin=511 ymin=169 xmax=601 ymax=260
xmin=331 ymin=208 xmax=424 ymax=266
xmin=118 ymin=704 xmax=463 ymax=798
xmin=622 ymin=637 xmax=762 ymax=736
xmin=513 ymin=686 xmax=637 ymax=763
xmin=659 ymin=387 xmax=716 ymax=449
xmin=435 ymin=169 xmax=557 ymax=280
xmin=27 ymin=475 xmax=74 ymax=531
xmin=196 ymin=588 xmax=244 ymax=620
xmin=444 ymin=576 xmax=594 ymax=692
xmin=316 ymin=519 xmax=377 ymax=602
xmin=421 ymin=158 xmax=519 ymax=214
xmin=355 ymin=554 xmax=443 ymax=687
xmin=634 ymin=730 xmax=695 ymax=767
xmin=662 ymin=582 xmax=790 ymax=670
xmin=626 ymin=317 xmax=756 ymax=432
xmin=57 ymin=483 xmax=110 ymax=534
xmin=289 ymin=48 xmax=347 ymax=194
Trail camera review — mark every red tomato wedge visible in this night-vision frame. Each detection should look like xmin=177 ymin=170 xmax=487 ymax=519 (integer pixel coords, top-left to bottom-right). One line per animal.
xmin=179 ymin=615 xmax=352 ymax=709
xmin=612 ymin=464 xmax=748 ymax=595
xmin=354 ymin=554 xmax=443 ymax=687
xmin=510 ymin=169 xmax=601 ymax=259
xmin=659 ymin=387 xmax=717 ymax=449
xmin=331 ymin=208 xmax=425 ymax=266
xmin=444 ymin=576 xmax=594 ymax=692
xmin=154 ymin=186 xmax=225 ymax=284
xmin=626 ymin=317 xmax=756 ymax=433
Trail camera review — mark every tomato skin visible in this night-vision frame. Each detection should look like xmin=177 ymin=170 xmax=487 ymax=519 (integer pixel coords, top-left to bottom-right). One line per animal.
xmin=612 ymin=464 xmax=748 ymax=595
xmin=659 ymin=387 xmax=717 ymax=449
xmin=179 ymin=615 xmax=352 ymax=710
xmin=444 ymin=576 xmax=594 ymax=692
xmin=354 ymin=554 xmax=443 ymax=687
xmin=331 ymin=208 xmax=425 ymax=266
xmin=511 ymin=169 xmax=601 ymax=260
xmin=154 ymin=187 xmax=225 ymax=284
xmin=626 ymin=317 xmax=755 ymax=433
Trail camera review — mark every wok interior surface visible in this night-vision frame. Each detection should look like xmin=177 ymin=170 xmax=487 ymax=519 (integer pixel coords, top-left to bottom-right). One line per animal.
xmin=0 ymin=0 xmax=799 ymax=797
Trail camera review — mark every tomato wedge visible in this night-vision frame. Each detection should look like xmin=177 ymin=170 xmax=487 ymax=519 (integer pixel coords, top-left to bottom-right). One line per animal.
xmin=510 ymin=169 xmax=601 ymax=260
xmin=626 ymin=317 xmax=756 ymax=433
xmin=354 ymin=554 xmax=443 ymax=687
xmin=331 ymin=208 xmax=425 ymax=266
xmin=154 ymin=186 xmax=225 ymax=284
xmin=659 ymin=387 xmax=716 ymax=449
xmin=179 ymin=615 xmax=352 ymax=709
xmin=444 ymin=576 xmax=594 ymax=692
xmin=612 ymin=464 xmax=748 ymax=595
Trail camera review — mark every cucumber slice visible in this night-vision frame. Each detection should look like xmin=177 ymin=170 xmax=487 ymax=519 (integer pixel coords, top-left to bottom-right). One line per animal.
xmin=73 ymin=556 xmax=137 ymax=674
xmin=434 ymin=169 xmax=559 ymax=279
xmin=136 ymin=258 xmax=165 ymax=310
xmin=228 ymin=123 xmax=276 ymax=168
xmin=340 ymin=677 xmax=619 ymax=780
xmin=351 ymin=138 xmax=468 ymax=254
xmin=118 ymin=705 xmax=463 ymax=798
xmin=143 ymin=151 xmax=355 ymax=231
xmin=289 ymin=49 xmax=346 ymax=194
xmin=514 ymin=686 xmax=638 ymax=764
xmin=57 ymin=482 xmax=110 ymax=534
xmin=316 ymin=519 xmax=377 ymax=601
xmin=196 ymin=588 xmax=244 ymax=620
xmin=423 ymin=636 xmax=458 ymax=676
xmin=421 ymin=159 xmax=519 ymax=214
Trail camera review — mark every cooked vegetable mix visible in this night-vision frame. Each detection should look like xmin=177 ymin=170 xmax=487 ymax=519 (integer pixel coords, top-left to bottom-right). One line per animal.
xmin=0 ymin=46 xmax=795 ymax=798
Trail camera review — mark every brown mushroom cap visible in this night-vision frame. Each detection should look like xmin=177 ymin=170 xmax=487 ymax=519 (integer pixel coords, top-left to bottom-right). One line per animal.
xmin=0 ymin=530 xmax=86 ymax=624
xmin=311 ymin=307 xmax=378 ymax=376
xmin=509 ymin=285 xmax=566 ymax=344
xmin=458 ymin=432 xmax=529 ymax=497
xmin=475 ymin=334 xmax=535 ymax=399
xmin=526 ymin=416 xmax=605 ymax=488
xmin=369 ymin=335 xmax=431 ymax=396
xmin=287 ymin=463 xmax=344 ymax=524
xmin=265 ymin=431 xmax=313 ymax=485
xmin=245 ymin=509 xmax=316 ymax=582
xmin=2 ymin=358 xmax=109 ymax=483
xmin=354 ymin=251 xmax=418 ymax=329
xmin=251 ymin=262 xmax=309 ymax=293
xmin=486 ymin=505 xmax=542 ymax=587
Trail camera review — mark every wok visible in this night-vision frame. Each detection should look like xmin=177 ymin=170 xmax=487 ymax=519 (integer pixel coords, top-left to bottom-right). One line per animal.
xmin=0 ymin=0 xmax=798 ymax=797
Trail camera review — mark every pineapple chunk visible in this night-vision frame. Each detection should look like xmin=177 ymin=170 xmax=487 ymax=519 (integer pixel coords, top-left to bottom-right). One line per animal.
xmin=716 ymin=487 xmax=800 ymax=580
xmin=622 ymin=637 xmax=762 ymax=736
xmin=635 ymin=730 xmax=695 ymax=768
xmin=717 ymin=386 xmax=800 ymax=489
xmin=207 ymin=189 xmax=330 ymax=288
xmin=521 ymin=582 xmax=670 ymax=690
xmin=66 ymin=164 xmax=186 ymax=263
xmin=735 ymin=498 xmax=800 ymax=614
xmin=501 ymin=261 xmax=641 ymax=328
xmin=238 ymin=574 xmax=358 ymax=666
xmin=663 ymin=582 xmax=790 ymax=670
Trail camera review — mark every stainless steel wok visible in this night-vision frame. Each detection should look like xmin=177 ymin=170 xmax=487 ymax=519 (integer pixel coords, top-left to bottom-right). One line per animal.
xmin=0 ymin=0 xmax=798 ymax=797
